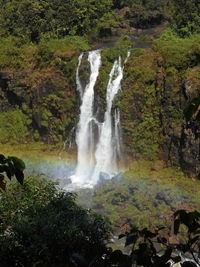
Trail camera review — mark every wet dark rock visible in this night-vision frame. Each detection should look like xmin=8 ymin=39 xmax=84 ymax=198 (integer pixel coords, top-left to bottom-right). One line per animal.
xmin=128 ymin=186 xmax=137 ymax=195
xmin=99 ymin=172 xmax=110 ymax=183
xmin=111 ymin=172 xmax=122 ymax=183
xmin=155 ymin=192 xmax=173 ymax=205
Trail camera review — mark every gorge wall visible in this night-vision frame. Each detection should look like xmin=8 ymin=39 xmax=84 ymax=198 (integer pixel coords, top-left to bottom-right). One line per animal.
xmin=0 ymin=34 xmax=199 ymax=178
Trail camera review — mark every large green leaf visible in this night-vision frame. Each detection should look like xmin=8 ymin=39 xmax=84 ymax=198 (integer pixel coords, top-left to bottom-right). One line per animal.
xmin=15 ymin=169 xmax=24 ymax=185
xmin=0 ymin=154 xmax=6 ymax=163
xmin=9 ymin=156 xmax=26 ymax=172
xmin=125 ymin=234 xmax=138 ymax=247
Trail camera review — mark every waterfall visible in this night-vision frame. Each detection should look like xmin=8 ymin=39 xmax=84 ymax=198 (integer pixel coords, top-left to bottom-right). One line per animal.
xmin=68 ymin=51 xmax=129 ymax=189
xmin=76 ymin=53 xmax=84 ymax=98
xmin=114 ymin=109 xmax=121 ymax=160
xmin=71 ymin=50 xmax=101 ymax=186
xmin=91 ymin=57 xmax=123 ymax=183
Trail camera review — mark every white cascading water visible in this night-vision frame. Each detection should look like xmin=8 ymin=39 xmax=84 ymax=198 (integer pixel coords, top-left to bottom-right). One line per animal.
xmin=114 ymin=109 xmax=121 ymax=161
xmin=91 ymin=57 xmax=123 ymax=184
xmin=68 ymin=50 xmax=129 ymax=189
xmin=71 ymin=50 xmax=101 ymax=186
xmin=76 ymin=53 xmax=84 ymax=98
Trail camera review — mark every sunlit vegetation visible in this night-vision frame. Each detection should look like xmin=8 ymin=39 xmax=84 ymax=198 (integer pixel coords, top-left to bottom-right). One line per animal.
xmin=0 ymin=110 xmax=29 ymax=144
xmin=93 ymin=161 xmax=200 ymax=228
xmin=0 ymin=0 xmax=200 ymax=265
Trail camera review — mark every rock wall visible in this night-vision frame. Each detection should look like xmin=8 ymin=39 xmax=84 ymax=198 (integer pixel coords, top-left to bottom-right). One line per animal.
xmin=0 ymin=34 xmax=199 ymax=177
xmin=0 ymin=55 xmax=79 ymax=144
xmin=120 ymin=38 xmax=200 ymax=177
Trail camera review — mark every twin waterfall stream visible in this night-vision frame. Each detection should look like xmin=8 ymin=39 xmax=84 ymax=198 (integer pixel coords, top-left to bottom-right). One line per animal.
xmin=68 ymin=50 xmax=129 ymax=189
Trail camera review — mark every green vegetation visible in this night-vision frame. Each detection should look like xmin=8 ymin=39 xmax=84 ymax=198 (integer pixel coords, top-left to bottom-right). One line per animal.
xmin=0 ymin=0 xmax=113 ymax=42
xmin=0 ymin=176 xmax=111 ymax=266
xmin=153 ymin=30 xmax=200 ymax=69
xmin=0 ymin=0 xmax=199 ymax=153
xmin=0 ymin=1 xmax=200 ymax=266
xmin=0 ymin=110 xmax=29 ymax=144
xmin=0 ymin=36 xmax=87 ymax=144
xmin=93 ymin=161 xmax=200 ymax=228
xmin=120 ymin=0 xmax=167 ymax=28
xmin=115 ymin=27 xmax=200 ymax=177
xmin=0 ymin=158 xmax=200 ymax=266
xmin=0 ymin=0 xmax=170 ymax=43
xmin=115 ymin=209 xmax=200 ymax=266
xmin=171 ymin=0 xmax=200 ymax=37
xmin=0 ymin=153 xmax=25 ymax=190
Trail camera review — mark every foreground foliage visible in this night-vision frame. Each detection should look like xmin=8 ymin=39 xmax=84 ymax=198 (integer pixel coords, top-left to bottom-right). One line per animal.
xmin=116 ymin=210 xmax=200 ymax=267
xmin=0 ymin=174 xmax=200 ymax=266
xmin=0 ymin=176 xmax=111 ymax=267
xmin=0 ymin=153 xmax=25 ymax=190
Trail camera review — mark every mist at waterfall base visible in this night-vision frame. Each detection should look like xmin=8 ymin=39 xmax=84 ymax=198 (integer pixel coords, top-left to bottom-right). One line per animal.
xmin=64 ymin=50 xmax=129 ymax=190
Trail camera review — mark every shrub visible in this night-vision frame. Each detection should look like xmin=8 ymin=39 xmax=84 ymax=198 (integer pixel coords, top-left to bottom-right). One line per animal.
xmin=0 ymin=176 xmax=111 ymax=266
xmin=0 ymin=110 xmax=29 ymax=144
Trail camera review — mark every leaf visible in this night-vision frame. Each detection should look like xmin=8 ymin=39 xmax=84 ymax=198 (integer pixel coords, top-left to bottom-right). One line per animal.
xmin=141 ymin=228 xmax=157 ymax=238
xmin=177 ymin=244 xmax=188 ymax=253
xmin=10 ymin=157 xmax=25 ymax=171
xmin=5 ymin=166 xmax=12 ymax=180
xmin=190 ymin=235 xmax=200 ymax=245
xmin=158 ymin=248 xmax=172 ymax=264
xmin=119 ymin=234 xmax=126 ymax=239
xmin=0 ymin=164 xmax=6 ymax=173
xmin=157 ymin=226 xmax=166 ymax=231
xmin=130 ymin=226 xmax=138 ymax=234
xmin=157 ymin=237 xmax=167 ymax=244
xmin=188 ymin=222 xmax=200 ymax=233
xmin=190 ymin=210 xmax=200 ymax=220
xmin=15 ymin=169 xmax=24 ymax=185
xmin=125 ymin=234 xmax=138 ymax=247
xmin=174 ymin=219 xmax=181 ymax=235
xmin=0 ymin=154 xmax=6 ymax=163
xmin=174 ymin=209 xmax=187 ymax=219
xmin=171 ymin=256 xmax=181 ymax=263
xmin=161 ymin=237 xmax=167 ymax=243
xmin=193 ymin=230 xmax=200 ymax=235
xmin=7 ymin=161 xmax=15 ymax=176
xmin=109 ymin=250 xmax=123 ymax=263
xmin=177 ymin=210 xmax=189 ymax=226
xmin=0 ymin=174 xmax=4 ymax=181
xmin=181 ymin=261 xmax=197 ymax=267
xmin=71 ymin=253 xmax=87 ymax=266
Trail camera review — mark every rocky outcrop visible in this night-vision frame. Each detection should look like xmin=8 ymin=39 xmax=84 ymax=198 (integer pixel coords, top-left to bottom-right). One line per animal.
xmin=120 ymin=44 xmax=200 ymax=178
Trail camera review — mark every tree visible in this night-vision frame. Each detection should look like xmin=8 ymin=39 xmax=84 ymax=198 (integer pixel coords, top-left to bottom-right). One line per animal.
xmin=0 ymin=176 xmax=111 ymax=266
xmin=124 ymin=0 xmax=166 ymax=29
xmin=0 ymin=0 xmax=50 ymax=42
xmin=0 ymin=0 xmax=113 ymax=41
xmin=171 ymin=0 xmax=200 ymax=37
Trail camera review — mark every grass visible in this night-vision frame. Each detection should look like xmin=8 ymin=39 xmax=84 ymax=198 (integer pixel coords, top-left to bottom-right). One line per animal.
xmin=0 ymin=142 xmax=75 ymax=160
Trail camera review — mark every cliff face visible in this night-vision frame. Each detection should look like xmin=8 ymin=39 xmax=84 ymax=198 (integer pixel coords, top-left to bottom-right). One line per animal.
xmin=0 ymin=65 xmax=78 ymax=143
xmin=0 ymin=38 xmax=83 ymax=144
xmin=120 ymin=33 xmax=200 ymax=177
xmin=0 ymin=34 xmax=199 ymax=177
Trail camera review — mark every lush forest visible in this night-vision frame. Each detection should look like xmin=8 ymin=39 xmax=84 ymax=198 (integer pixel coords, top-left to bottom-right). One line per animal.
xmin=0 ymin=0 xmax=200 ymax=266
